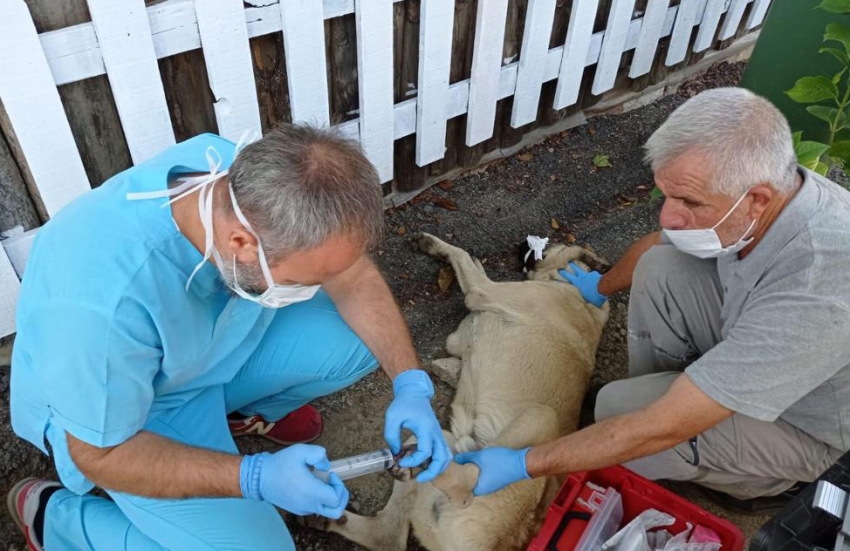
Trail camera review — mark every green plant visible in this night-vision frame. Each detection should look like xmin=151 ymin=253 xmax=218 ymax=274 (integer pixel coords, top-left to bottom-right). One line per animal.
xmin=785 ymin=0 xmax=850 ymax=176
xmin=593 ymin=153 xmax=612 ymax=168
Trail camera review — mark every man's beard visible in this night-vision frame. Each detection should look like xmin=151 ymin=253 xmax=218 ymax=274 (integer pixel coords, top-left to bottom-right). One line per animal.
xmin=217 ymin=253 xmax=268 ymax=296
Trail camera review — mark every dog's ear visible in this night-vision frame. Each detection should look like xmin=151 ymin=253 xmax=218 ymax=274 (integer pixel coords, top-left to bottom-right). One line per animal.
xmin=517 ymin=240 xmax=537 ymax=273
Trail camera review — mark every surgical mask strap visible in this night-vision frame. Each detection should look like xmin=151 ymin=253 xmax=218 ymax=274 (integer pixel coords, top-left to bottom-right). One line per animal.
xmin=711 ymin=189 xmax=752 ymax=230
xmin=227 ymin=184 xmax=277 ymax=288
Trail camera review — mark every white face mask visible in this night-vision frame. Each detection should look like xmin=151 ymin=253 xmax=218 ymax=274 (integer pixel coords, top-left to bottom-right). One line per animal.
xmin=127 ymin=140 xmax=321 ymax=308
xmin=663 ymin=189 xmax=757 ymax=259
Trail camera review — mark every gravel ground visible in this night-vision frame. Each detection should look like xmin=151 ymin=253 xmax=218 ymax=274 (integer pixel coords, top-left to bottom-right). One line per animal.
xmin=1 ymin=62 xmax=772 ymax=551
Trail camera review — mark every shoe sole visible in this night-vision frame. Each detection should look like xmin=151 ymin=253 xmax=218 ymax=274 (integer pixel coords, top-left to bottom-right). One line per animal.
xmin=6 ymin=477 xmax=37 ymax=536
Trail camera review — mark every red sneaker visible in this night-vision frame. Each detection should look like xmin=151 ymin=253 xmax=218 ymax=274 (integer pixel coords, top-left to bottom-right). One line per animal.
xmin=6 ymin=477 xmax=63 ymax=551
xmin=228 ymin=404 xmax=323 ymax=445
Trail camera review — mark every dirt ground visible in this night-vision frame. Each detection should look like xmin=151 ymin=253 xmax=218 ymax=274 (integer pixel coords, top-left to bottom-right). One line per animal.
xmin=0 ymin=62 xmax=773 ymax=551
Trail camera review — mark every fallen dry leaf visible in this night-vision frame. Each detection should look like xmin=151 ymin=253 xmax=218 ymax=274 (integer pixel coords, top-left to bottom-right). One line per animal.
xmin=549 ymin=175 xmax=557 ymax=182
xmin=566 ymin=233 xmax=577 ymax=243
xmin=551 ymin=218 xmax=560 ymax=230
xmin=438 ymin=266 xmax=455 ymax=294
xmin=397 ymin=226 xmax=407 ymax=235
xmin=432 ymin=198 xmax=459 ymax=211
xmin=588 ymin=124 xmax=597 ymax=136
xmin=438 ymin=180 xmax=454 ymax=191
xmin=548 ymin=148 xmax=555 ymax=153
xmin=636 ymin=185 xmax=647 ymax=190
xmin=517 ymin=153 xmax=534 ymax=162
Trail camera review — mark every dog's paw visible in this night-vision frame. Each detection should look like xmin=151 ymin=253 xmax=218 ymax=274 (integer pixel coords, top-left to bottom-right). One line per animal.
xmin=412 ymin=232 xmax=448 ymax=259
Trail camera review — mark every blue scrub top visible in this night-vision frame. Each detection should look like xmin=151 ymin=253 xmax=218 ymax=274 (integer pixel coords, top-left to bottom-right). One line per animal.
xmin=10 ymin=134 xmax=273 ymax=493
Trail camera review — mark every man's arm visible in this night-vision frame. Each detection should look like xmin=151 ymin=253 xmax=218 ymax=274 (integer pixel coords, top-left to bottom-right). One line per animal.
xmin=457 ymin=375 xmax=732 ymax=495
xmin=68 ymin=431 xmax=242 ymax=498
xmin=597 ymin=231 xmax=661 ymax=297
xmin=526 ymin=374 xmax=731 ymax=476
xmin=322 ymin=255 xmax=418 ymax=379
xmin=322 ymin=254 xmax=451 ymax=481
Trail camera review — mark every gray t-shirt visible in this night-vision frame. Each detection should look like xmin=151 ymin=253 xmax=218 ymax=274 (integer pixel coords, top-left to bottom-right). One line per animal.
xmin=686 ymin=168 xmax=850 ymax=451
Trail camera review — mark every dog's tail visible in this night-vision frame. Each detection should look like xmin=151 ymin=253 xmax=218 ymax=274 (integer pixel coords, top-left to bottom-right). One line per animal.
xmin=449 ymin=403 xmax=479 ymax=453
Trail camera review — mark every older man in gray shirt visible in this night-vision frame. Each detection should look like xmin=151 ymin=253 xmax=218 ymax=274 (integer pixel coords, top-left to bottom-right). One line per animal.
xmin=453 ymin=87 xmax=850 ymax=513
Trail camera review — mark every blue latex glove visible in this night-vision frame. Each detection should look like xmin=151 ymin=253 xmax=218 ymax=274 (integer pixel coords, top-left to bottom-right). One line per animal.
xmin=241 ymin=444 xmax=349 ymax=519
xmin=454 ymin=446 xmax=531 ymax=496
xmin=559 ymin=262 xmax=607 ymax=307
xmin=384 ymin=369 xmax=452 ymax=483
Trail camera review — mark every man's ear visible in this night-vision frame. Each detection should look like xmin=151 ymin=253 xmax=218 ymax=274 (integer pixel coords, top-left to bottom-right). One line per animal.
xmin=748 ymin=184 xmax=775 ymax=219
xmin=227 ymin=227 xmax=259 ymax=264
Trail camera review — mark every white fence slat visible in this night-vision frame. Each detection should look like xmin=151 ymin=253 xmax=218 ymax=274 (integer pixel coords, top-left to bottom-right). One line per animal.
xmin=694 ymin=0 xmax=725 ymax=52
xmin=746 ymin=0 xmax=771 ymax=28
xmin=280 ymin=0 xmax=331 ymax=126
xmin=40 ymin=24 xmax=104 ymax=86
xmin=356 ymin=0 xmax=395 ymax=183
xmin=86 ymin=0 xmax=175 ymax=164
xmin=194 ymin=0 xmax=262 ymax=141
xmin=0 ymin=244 xmax=20 ymax=338
xmin=554 ymin=0 xmax=600 ymax=109
xmin=592 ymin=0 xmax=637 ymax=95
xmin=415 ymin=0 xmax=454 ymax=166
xmin=629 ymin=0 xmax=670 ymax=78
xmin=511 ymin=0 xmax=558 ymax=128
xmin=666 ymin=0 xmax=701 ymax=65
xmin=2 ymin=230 xmax=37 ymax=279
xmin=0 ymin=0 xmax=90 ymax=217
xmin=719 ymin=0 xmax=747 ymax=40
xmin=465 ymin=0 xmax=510 ymax=146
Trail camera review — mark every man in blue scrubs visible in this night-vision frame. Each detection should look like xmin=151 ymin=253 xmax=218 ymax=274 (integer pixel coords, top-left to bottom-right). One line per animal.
xmin=8 ymin=124 xmax=451 ymax=551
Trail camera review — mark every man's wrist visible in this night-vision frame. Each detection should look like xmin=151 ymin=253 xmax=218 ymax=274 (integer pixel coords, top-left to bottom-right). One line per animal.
xmin=240 ymin=453 xmax=266 ymax=500
xmin=392 ymin=368 xmax=434 ymax=398
xmin=596 ymin=272 xmax=614 ymax=299
xmin=523 ymin=446 xmax=550 ymax=478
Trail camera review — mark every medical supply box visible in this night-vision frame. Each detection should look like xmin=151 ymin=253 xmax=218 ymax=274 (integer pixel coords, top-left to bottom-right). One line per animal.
xmin=527 ymin=465 xmax=745 ymax=551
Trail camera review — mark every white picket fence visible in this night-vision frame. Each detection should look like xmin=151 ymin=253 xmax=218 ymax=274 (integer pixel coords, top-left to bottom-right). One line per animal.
xmin=0 ymin=0 xmax=770 ymax=338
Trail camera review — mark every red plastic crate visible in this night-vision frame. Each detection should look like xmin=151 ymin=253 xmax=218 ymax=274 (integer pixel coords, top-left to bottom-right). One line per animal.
xmin=527 ymin=465 xmax=744 ymax=551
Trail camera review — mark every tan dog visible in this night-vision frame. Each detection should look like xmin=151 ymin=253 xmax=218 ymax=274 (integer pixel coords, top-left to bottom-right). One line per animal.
xmin=313 ymin=232 xmax=609 ymax=551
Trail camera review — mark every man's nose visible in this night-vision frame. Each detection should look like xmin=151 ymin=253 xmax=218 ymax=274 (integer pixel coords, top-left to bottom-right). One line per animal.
xmin=659 ymin=200 xmax=688 ymax=230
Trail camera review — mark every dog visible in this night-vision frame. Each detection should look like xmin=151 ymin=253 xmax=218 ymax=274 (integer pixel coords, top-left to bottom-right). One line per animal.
xmin=311 ymin=232 xmax=610 ymax=551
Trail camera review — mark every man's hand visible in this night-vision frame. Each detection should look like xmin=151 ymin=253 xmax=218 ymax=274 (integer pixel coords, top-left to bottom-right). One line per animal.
xmin=241 ymin=444 xmax=348 ymax=519
xmin=559 ymin=262 xmax=607 ymax=307
xmin=384 ymin=369 xmax=452 ymax=483
xmin=454 ymin=447 xmax=531 ymax=496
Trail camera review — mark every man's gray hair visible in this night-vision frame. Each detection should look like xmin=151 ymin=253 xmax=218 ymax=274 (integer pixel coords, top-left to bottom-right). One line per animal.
xmin=644 ymin=87 xmax=798 ymax=197
xmin=225 ymin=124 xmax=384 ymax=261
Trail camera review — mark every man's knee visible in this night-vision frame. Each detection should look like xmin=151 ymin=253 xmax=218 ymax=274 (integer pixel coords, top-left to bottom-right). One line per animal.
xmin=594 ymin=372 xmax=680 ymax=422
xmin=113 ymin=493 xmax=294 ymax=551
xmin=632 ymin=245 xmax=716 ymax=299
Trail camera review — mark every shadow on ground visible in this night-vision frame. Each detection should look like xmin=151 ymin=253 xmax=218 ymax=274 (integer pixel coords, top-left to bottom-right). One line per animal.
xmin=1 ymin=62 xmax=770 ymax=551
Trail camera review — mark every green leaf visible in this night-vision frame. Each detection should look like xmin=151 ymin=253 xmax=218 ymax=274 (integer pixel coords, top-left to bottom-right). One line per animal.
xmin=815 ymin=161 xmax=831 ymax=175
xmin=818 ymin=0 xmax=850 ymax=14
xmin=824 ymin=23 xmax=850 ymax=56
xmin=795 ymin=140 xmax=831 ymax=168
xmin=834 ymin=67 xmax=848 ymax=85
xmin=793 ymin=131 xmax=803 ymax=147
xmin=593 ymin=153 xmax=612 ymax=168
xmin=807 ymin=105 xmax=845 ymax=127
xmin=820 ymin=47 xmax=850 ymax=66
xmin=650 ymin=186 xmax=664 ymax=201
xmin=829 ymin=140 xmax=850 ymax=162
xmin=785 ymin=76 xmax=839 ymax=103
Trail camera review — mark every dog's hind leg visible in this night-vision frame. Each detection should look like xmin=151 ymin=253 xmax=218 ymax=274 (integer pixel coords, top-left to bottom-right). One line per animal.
xmin=414 ymin=233 xmax=492 ymax=295
xmin=318 ymin=475 xmax=417 ymax=551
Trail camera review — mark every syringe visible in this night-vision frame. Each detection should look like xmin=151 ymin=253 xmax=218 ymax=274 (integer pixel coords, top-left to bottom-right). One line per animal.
xmin=313 ymin=447 xmax=412 ymax=483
